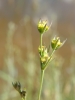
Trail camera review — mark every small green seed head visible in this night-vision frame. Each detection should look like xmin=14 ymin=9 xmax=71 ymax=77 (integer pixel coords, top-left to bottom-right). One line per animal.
xmin=38 ymin=20 xmax=50 ymax=34
xmin=12 ymin=81 xmax=21 ymax=93
xmin=51 ymin=37 xmax=62 ymax=50
xmin=38 ymin=46 xmax=50 ymax=64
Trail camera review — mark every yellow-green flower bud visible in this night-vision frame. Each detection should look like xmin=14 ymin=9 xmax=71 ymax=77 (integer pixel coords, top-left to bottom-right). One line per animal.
xmin=40 ymin=47 xmax=50 ymax=63
xmin=38 ymin=46 xmax=45 ymax=53
xmin=51 ymin=37 xmax=62 ymax=50
xmin=37 ymin=20 xmax=50 ymax=34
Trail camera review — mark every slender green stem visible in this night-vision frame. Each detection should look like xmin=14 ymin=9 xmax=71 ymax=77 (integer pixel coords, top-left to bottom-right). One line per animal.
xmin=40 ymin=34 xmax=42 ymax=50
xmin=38 ymin=33 xmax=44 ymax=100
xmin=22 ymin=98 xmax=26 ymax=100
xmin=38 ymin=70 xmax=44 ymax=100
xmin=50 ymin=49 xmax=55 ymax=58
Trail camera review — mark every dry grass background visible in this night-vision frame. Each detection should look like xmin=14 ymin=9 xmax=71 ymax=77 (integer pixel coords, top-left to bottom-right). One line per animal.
xmin=0 ymin=0 xmax=75 ymax=100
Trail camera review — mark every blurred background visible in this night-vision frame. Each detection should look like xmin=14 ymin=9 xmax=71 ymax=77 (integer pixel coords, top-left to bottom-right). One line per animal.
xmin=0 ymin=0 xmax=75 ymax=100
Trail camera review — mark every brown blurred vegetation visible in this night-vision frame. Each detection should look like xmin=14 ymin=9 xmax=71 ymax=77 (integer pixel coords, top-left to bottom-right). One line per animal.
xmin=0 ymin=0 xmax=75 ymax=100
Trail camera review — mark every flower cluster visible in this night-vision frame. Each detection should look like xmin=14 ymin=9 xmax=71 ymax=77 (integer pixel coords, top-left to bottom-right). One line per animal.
xmin=38 ymin=46 xmax=50 ymax=70
xmin=38 ymin=20 xmax=50 ymax=34
xmin=51 ymin=37 xmax=67 ymax=50
xmin=37 ymin=19 xmax=66 ymax=70
xmin=51 ymin=37 xmax=62 ymax=50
